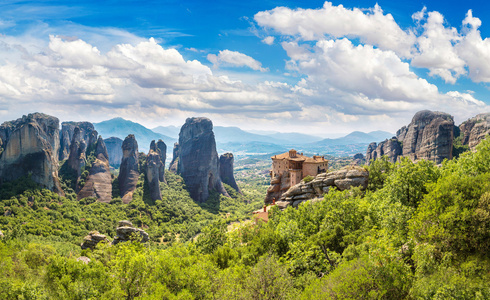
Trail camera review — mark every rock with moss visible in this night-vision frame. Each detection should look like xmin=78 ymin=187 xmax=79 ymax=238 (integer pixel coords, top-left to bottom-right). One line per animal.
xmin=112 ymin=220 xmax=149 ymax=245
xmin=81 ymin=231 xmax=109 ymax=250
xmin=278 ymin=166 xmax=369 ymax=209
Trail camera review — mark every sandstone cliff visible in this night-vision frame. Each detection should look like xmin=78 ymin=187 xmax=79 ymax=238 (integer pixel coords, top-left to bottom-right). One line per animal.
xmin=275 ymin=166 xmax=369 ymax=209
xmin=219 ymin=153 xmax=241 ymax=193
xmin=118 ymin=135 xmax=139 ymax=203
xmin=177 ymin=117 xmax=229 ymax=203
xmin=367 ymin=110 xmax=454 ymax=164
xmin=67 ymin=127 xmax=88 ymax=177
xmin=59 ymin=121 xmax=95 ymax=161
xmin=146 ymin=140 xmax=166 ymax=202
xmin=169 ymin=142 xmax=179 ymax=173
xmin=0 ymin=113 xmax=64 ymax=195
xmin=77 ymin=136 xmax=112 ymax=203
xmin=366 ymin=138 xmax=402 ymax=163
xmin=459 ymin=113 xmax=490 ymax=150
xmin=104 ymin=137 xmax=123 ymax=167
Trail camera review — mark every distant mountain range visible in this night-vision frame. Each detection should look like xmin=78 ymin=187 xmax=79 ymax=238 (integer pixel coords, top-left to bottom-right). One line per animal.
xmin=96 ymin=117 xmax=393 ymax=156
xmin=94 ymin=118 xmax=176 ymax=152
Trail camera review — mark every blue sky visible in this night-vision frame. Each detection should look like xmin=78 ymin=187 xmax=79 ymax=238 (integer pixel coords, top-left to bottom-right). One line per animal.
xmin=0 ymin=0 xmax=489 ymax=135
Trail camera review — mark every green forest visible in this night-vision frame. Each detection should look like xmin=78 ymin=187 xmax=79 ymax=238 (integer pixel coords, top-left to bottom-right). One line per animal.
xmin=1 ymin=138 xmax=490 ymax=299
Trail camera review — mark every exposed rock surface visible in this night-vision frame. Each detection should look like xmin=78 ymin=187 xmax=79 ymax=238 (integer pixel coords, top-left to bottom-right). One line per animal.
xmin=459 ymin=113 xmax=490 ymax=150
xmin=77 ymin=136 xmax=113 ymax=203
xmin=146 ymin=142 xmax=163 ymax=201
xmin=219 ymin=153 xmax=241 ymax=193
xmin=265 ymin=172 xmax=291 ymax=205
xmin=156 ymin=140 xmax=167 ymax=182
xmin=104 ymin=137 xmax=123 ymax=167
xmin=81 ymin=231 xmax=109 ymax=250
xmin=0 ymin=113 xmax=63 ymax=195
xmin=402 ymin=111 xmax=453 ymax=163
xmin=169 ymin=142 xmax=179 ymax=173
xmin=352 ymin=153 xmax=365 ymax=165
xmin=366 ymin=138 xmax=402 ymax=164
xmin=177 ymin=117 xmax=229 ymax=202
xmin=112 ymin=220 xmax=149 ymax=245
xmin=367 ymin=110 xmax=454 ymax=164
xmin=67 ymin=127 xmax=88 ymax=177
xmin=59 ymin=122 xmax=95 ymax=161
xmin=118 ymin=135 xmax=139 ymax=203
xmin=277 ymin=166 xmax=369 ymax=209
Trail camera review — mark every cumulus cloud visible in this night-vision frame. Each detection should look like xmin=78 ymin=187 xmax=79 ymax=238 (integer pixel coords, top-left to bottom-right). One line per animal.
xmin=0 ymin=35 xmax=296 ymax=121
xmin=207 ymin=50 xmax=268 ymax=72
xmin=262 ymin=36 xmax=275 ymax=45
xmin=255 ymin=1 xmax=416 ymax=57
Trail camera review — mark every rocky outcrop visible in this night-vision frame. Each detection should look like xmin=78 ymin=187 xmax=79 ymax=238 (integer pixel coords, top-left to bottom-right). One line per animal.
xmin=104 ymin=137 xmax=123 ymax=167
xmin=59 ymin=122 xmax=95 ymax=161
xmin=169 ymin=142 xmax=179 ymax=173
xmin=276 ymin=166 xmax=369 ymax=209
xmin=366 ymin=138 xmax=402 ymax=164
xmin=67 ymin=127 xmax=88 ymax=177
xmin=0 ymin=113 xmax=63 ymax=195
xmin=81 ymin=231 xmax=109 ymax=250
xmin=219 ymin=153 xmax=241 ymax=193
xmin=77 ymin=136 xmax=112 ymax=203
xmin=459 ymin=113 xmax=490 ymax=150
xmin=265 ymin=172 xmax=291 ymax=204
xmin=177 ymin=117 xmax=229 ymax=203
xmin=146 ymin=141 xmax=163 ymax=201
xmin=112 ymin=220 xmax=149 ymax=245
xmin=352 ymin=153 xmax=365 ymax=165
xmin=118 ymin=135 xmax=139 ymax=203
xmin=156 ymin=140 xmax=167 ymax=182
xmin=402 ymin=111 xmax=453 ymax=164
xmin=367 ymin=110 xmax=454 ymax=164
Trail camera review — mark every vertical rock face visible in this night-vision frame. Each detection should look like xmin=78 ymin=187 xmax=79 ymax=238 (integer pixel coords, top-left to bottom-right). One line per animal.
xmin=169 ymin=142 xmax=179 ymax=173
xmin=156 ymin=140 xmax=167 ymax=182
xmin=366 ymin=110 xmax=454 ymax=164
xmin=0 ymin=113 xmax=63 ymax=195
xmin=59 ymin=122 xmax=95 ymax=161
xmin=77 ymin=136 xmax=112 ymax=203
xmin=402 ymin=110 xmax=453 ymax=163
xmin=219 ymin=153 xmax=241 ymax=193
xmin=366 ymin=138 xmax=402 ymax=164
xmin=67 ymin=127 xmax=87 ymax=177
xmin=459 ymin=113 xmax=490 ymax=150
xmin=118 ymin=135 xmax=139 ymax=203
xmin=146 ymin=148 xmax=162 ymax=201
xmin=366 ymin=142 xmax=378 ymax=162
xmin=146 ymin=140 xmax=167 ymax=201
xmin=104 ymin=137 xmax=123 ymax=168
xmin=177 ymin=117 xmax=229 ymax=203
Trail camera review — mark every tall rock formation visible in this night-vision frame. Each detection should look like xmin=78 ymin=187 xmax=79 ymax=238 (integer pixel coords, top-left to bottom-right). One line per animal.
xmin=118 ymin=135 xmax=139 ymax=203
xmin=156 ymin=140 xmax=167 ymax=182
xmin=77 ymin=136 xmax=112 ymax=203
xmin=177 ymin=117 xmax=229 ymax=203
xmin=402 ymin=110 xmax=453 ymax=163
xmin=59 ymin=122 xmax=95 ymax=161
xmin=146 ymin=139 xmax=167 ymax=201
xmin=459 ymin=113 xmax=490 ymax=150
xmin=219 ymin=153 xmax=241 ymax=193
xmin=365 ymin=138 xmax=402 ymax=163
xmin=67 ymin=127 xmax=88 ymax=177
xmin=146 ymin=148 xmax=162 ymax=201
xmin=104 ymin=137 xmax=123 ymax=167
xmin=169 ymin=142 xmax=179 ymax=173
xmin=367 ymin=110 xmax=454 ymax=164
xmin=0 ymin=113 xmax=63 ymax=195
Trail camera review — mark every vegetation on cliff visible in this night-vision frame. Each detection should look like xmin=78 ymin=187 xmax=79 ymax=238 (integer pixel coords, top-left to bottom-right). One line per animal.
xmin=0 ymin=137 xmax=489 ymax=299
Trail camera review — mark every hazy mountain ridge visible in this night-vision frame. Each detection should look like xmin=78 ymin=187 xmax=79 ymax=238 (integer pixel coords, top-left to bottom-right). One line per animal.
xmin=94 ymin=118 xmax=176 ymax=152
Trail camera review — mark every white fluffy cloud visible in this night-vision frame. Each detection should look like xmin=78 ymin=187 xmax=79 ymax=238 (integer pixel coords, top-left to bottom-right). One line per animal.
xmin=262 ymin=36 xmax=275 ymax=45
xmin=255 ymin=1 xmax=416 ymax=57
xmin=0 ymin=36 xmax=295 ymax=121
xmin=207 ymin=50 xmax=268 ymax=72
